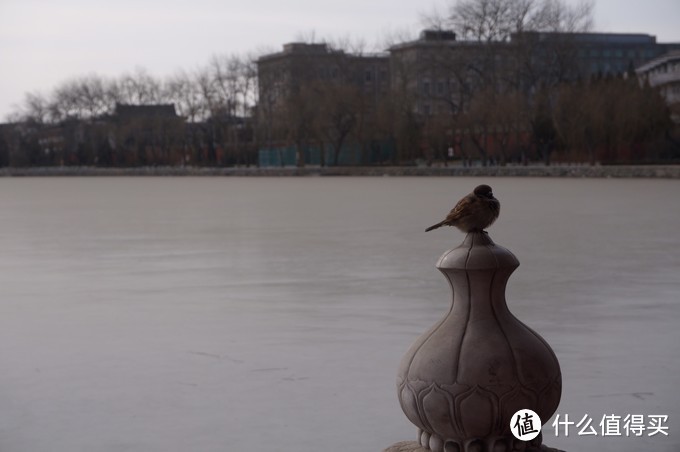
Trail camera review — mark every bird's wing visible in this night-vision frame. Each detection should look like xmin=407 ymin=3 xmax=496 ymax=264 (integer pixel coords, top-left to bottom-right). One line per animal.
xmin=445 ymin=194 xmax=478 ymax=222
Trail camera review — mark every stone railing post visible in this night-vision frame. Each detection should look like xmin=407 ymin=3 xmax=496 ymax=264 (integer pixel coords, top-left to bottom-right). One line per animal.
xmin=385 ymin=232 xmax=563 ymax=452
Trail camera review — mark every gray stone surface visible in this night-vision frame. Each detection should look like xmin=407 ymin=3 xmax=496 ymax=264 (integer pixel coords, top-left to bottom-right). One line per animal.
xmin=383 ymin=441 xmax=428 ymax=452
xmin=383 ymin=441 xmax=566 ymax=452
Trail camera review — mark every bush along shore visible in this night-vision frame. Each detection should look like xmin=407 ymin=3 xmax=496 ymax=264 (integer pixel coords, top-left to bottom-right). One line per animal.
xmin=1 ymin=165 xmax=679 ymax=178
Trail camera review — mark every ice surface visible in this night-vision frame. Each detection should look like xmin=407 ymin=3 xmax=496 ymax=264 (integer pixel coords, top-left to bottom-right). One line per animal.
xmin=0 ymin=177 xmax=678 ymax=452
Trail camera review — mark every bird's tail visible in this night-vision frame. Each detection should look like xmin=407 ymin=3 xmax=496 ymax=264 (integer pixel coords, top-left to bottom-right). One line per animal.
xmin=425 ymin=221 xmax=445 ymax=232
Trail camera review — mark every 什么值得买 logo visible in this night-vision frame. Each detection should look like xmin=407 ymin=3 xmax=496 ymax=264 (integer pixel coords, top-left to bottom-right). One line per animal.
xmin=511 ymin=409 xmax=542 ymax=441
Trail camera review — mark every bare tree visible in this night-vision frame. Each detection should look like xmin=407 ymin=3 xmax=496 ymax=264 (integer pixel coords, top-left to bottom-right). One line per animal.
xmin=285 ymin=85 xmax=320 ymax=167
xmin=448 ymin=0 xmax=593 ymax=42
xmin=20 ymin=92 xmax=51 ymax=125
xmin=201 ymin=54 xmax=259 ymax=165
xmin=113 ymin=67 xmax=164 ymax=105
xmin=72 ymin=75 xmax=111 ymax=118
xmin=209 ymin=54 xmax=241 ymax=118
xmin=164 ymin=70 xmax=206 ymax=123
xmin=163 ymin=70 xmax=206 ymax=164
xmin=314 ymin=82 xmax=362 ymax=166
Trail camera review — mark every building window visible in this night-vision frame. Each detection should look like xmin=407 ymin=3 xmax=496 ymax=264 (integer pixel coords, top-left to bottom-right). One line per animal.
xmin=422 ymin=79 xmax=431 ymax=96
xmin=365 ymin=69 xmax=373 ymax=82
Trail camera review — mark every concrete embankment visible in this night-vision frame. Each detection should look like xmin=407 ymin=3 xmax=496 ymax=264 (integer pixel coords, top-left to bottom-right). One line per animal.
xmin=1 ymin=165 xmax=679 ymax=178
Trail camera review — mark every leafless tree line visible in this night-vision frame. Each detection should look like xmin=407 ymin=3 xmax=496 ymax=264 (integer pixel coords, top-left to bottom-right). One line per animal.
xmin=2 ymin=55 xmax=260 ymax=167
xmin=2 ymin=0 xmax=677 ymax=167
xmin=11 ymin=54 xmax=258 ymax=125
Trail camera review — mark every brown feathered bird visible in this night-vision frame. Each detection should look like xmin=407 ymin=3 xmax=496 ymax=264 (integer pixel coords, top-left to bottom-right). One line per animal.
xmin=425 ymin=184 xmax=500 ymax=233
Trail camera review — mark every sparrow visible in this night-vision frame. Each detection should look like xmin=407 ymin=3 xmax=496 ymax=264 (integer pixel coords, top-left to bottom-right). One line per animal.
xmin=425 ymin=184 xmax=500 ymax=233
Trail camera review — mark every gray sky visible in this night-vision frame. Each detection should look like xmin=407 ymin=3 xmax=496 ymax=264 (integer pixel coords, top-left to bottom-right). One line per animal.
xmin=1 ymin=0 xmax=679 ymax=120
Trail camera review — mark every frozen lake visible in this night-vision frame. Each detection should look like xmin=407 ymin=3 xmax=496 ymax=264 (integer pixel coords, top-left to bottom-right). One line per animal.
xmin=0 ymin=176 xmax=678 ymax=452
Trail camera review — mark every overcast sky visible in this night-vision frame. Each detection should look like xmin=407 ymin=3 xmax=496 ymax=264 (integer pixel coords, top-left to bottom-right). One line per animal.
xmin=1 ymin=0 xmax=679 ymax=120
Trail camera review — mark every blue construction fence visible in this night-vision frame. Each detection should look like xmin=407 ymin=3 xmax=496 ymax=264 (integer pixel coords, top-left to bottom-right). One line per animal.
xmin=258 ymin=141 xmax=395 ymax=167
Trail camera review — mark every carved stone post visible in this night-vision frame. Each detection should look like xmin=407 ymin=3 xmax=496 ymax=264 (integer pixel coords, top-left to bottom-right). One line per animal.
xmin=388 ymin=232 xmax=562 ymax=452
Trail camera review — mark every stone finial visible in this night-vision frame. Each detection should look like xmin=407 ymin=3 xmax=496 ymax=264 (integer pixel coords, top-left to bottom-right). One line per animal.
xmin=394 ymin=232 xmax=562 ymax=452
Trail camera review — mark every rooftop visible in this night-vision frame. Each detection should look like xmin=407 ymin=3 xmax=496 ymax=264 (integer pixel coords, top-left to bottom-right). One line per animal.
xmin=114 ymin=104 xmax=178 ymax=119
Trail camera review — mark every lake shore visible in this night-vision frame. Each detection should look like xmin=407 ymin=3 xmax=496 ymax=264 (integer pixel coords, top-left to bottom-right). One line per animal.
xmin=1 ymin=164 xmax=679 ymax=178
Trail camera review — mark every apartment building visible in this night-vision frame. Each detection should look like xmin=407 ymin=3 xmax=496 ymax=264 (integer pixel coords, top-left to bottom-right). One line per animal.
xmin=257 ymin=43 xmax=389 ymax=116
xmin=255 ymin=30 xmax=680 ymax=165
xmin=257 ymin=42 xmax=390 ymax=165
xmin=636 ymin=51 xmax=680 ymax=122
